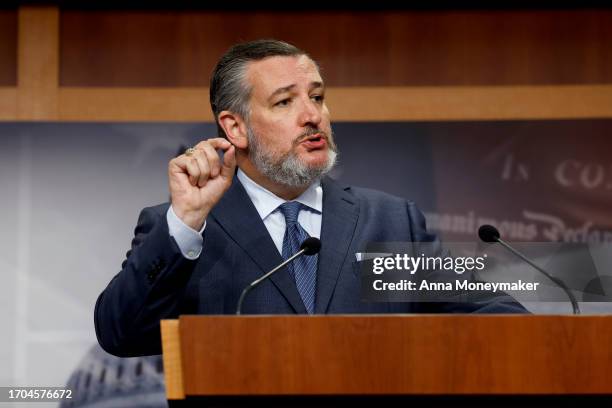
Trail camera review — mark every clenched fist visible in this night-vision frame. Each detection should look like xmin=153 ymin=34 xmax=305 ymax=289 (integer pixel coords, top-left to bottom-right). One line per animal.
xmin=168 ymin=138 xmax=236 ymax=230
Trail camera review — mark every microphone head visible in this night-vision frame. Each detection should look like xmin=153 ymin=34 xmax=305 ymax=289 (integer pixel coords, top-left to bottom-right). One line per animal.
xmin=478 ymin=224 xmax=501 ymax=243
xmin=300 ymin=237 xmax=321 ymax=255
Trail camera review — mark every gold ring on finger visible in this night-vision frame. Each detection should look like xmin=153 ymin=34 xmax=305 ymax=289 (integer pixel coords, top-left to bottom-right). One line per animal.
xmin=185 ymin=147 xmax=196 ymax=156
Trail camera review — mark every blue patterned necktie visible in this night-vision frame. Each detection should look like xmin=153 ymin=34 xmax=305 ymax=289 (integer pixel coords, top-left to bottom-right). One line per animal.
xmin=279 ymin=201 xmax=318 ymax=314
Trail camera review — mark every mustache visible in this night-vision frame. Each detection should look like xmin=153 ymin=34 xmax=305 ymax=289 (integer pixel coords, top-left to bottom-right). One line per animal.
xmin=293 ymin=128 xmax=329 ymax=146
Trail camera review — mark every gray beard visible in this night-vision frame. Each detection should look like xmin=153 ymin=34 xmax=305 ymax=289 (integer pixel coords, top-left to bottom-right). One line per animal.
xmin=247 ymin=126 xmax=338 ymax=189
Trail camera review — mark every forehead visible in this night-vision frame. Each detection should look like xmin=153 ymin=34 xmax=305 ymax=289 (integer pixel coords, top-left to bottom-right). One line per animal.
xmin=246 ymin=55 xmax=322 ymax=97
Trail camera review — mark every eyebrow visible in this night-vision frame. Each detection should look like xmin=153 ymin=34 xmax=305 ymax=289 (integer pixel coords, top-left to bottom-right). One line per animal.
xmin=268 ymin=81 xmax=325 ymax=101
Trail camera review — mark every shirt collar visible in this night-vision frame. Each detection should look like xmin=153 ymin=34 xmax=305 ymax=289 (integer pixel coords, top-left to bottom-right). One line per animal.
xmin=237 ymin=168 xmax=323 ymax=220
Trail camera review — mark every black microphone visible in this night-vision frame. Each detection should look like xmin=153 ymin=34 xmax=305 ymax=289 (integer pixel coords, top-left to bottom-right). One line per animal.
xmin=236 ymin=237 xmax=321 ymax=315
xmin=478 ymin=224 xmax=580 ymax=314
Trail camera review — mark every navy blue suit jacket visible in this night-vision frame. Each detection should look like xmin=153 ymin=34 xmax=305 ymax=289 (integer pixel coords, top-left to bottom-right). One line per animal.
xmin=95 ymin=176 xmax=526 ymax=357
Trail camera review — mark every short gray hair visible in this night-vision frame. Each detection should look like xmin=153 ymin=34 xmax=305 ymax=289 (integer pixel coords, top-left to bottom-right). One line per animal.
xmin=209 ymin=39 xmax=311 ymax=138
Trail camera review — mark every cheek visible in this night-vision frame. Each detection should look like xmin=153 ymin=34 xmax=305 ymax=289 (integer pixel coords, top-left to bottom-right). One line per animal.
xmin=251 ymin=110 xmax=303 ymax=148
xmin=269 ymin=121 xmax=297 ymax=144
xmin=251 ymin=123 xmax=292 ymax=152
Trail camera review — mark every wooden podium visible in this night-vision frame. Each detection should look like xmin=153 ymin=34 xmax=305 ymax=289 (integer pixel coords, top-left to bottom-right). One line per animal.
xmin=161 ymin=315 xmax=612 ymax=406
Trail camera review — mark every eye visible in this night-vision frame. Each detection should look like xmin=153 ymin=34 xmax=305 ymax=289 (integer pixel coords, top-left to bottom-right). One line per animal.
xmin=275 ymin=98 xmax=291 ymax=107
xmin=311 ymin=94 xmax=324 ymax=103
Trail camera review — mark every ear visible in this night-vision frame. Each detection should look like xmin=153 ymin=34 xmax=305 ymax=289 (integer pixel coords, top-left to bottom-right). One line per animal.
xmin=218 ymin=110 xmax=248 ymax=149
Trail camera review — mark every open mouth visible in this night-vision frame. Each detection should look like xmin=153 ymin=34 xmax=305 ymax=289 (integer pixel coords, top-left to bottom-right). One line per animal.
xmin=300 ymin=134 xmax=327 ymax=149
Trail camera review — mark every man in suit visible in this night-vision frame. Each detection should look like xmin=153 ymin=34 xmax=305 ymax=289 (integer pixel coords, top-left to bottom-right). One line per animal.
xmin=95 ymin=39 xmax=526 ymax=358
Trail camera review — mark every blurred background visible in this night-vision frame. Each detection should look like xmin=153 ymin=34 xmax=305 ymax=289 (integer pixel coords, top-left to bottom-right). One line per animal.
xmin=1 ymin=1 xmax=612 ymax=406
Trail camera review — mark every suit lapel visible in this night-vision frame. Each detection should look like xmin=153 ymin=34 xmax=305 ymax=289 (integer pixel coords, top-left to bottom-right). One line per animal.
xmin=315 ymin=177 xmax=360 ymax=313
xmin=210 ymin=176 xmax=307 ymax=314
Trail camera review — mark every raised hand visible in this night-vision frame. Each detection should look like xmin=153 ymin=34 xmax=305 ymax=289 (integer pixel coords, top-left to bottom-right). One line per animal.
xmin=168 ymin=138 xmax=236 ymax=230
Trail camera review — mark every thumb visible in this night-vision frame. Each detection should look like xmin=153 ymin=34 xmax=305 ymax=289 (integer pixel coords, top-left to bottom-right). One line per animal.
xmin=220 ymin=145 xmax=236 ymax=179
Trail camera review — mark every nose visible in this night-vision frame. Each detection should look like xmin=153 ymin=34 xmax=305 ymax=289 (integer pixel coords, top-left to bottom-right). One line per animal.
xmin=298 ymin=97 xmax=322 ymax=128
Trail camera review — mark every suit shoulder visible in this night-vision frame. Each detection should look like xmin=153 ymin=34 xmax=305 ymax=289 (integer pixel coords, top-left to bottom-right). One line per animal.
xmin=348 ymin=185 xmax=414 ymax=208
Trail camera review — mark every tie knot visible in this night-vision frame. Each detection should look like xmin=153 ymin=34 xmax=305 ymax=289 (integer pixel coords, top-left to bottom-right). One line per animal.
xmin=279 ymin=201 xmax=303 ymax=225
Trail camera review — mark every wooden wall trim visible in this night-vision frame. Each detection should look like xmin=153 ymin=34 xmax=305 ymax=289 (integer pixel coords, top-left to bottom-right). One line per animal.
xmin=54 ymin=85 xmax=612 ymax=122
xmin=329 ymin=85 xmax=612 ymax=121
xmin=0 ymin=87 xmax=17 ymax=120
xmin=17 ymin=6 xmax=59 ymax=120
xmin=58 ymin=87 xmax=210 ymax=121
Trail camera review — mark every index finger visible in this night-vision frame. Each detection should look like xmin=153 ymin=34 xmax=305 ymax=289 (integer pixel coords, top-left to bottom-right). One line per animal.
xmin=195 ymin=138 xmax=232 ymax=151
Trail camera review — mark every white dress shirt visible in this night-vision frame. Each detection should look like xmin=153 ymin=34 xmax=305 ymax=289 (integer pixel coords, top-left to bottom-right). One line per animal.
xmin=167 ymin=168 xmax=323 ymax=259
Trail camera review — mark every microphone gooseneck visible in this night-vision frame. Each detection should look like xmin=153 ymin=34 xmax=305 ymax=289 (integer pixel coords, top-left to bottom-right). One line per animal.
xmin=478 ymin=224 xmax=580 ymax=315
xmin=236 ymin=237 xmax=321 ymax=315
